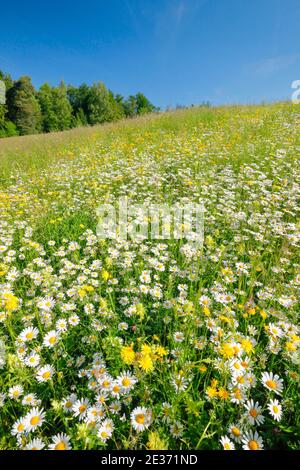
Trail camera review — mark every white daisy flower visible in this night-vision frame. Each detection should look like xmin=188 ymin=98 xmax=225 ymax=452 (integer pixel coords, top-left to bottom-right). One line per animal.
xmin=37 ymin=297 xmax=55 ymax=311
xmin=62 ymin=394 xmax=77 ymax=413
xmin=242 ymin=430 xmax=263 ymax=450
xmin=173 ymin=331 xmax=184 ymax=343
xmin=72 ymin=398 xmax=90 ymax=420
xmin=117 ymin=372 xmax=137 ymax=392
xmin=228 ymin=423 xmax=243 ymax=442
xmin=24 ymin=438 xmax=45 ymax=450
xmin=25 ymin=353 xmax=40 ymax=368
xmin=261 ymin=371 xmax=283 ymax=395
xmin=68 ymin=314 xmax=80 ymax=326
xmin=170 ymin=420 xmax=183 ymax=438
xmin=220 ymin=435 xmax=235 ymax=450
xmin=267 ymin=399 xmax=282 ymax=422
xmin=130 ymin=406 xmax=152 ymax=432
xmin=43 ymin=330 xmax=60 ymax=348
xmin=19 ymin=327 xmax=39 ymax=342
xmin=8 ymin=385 xmax=23 ymax=400
xmin=244 ymin=399 xmax=265 ymax=425
xmin=36 ymin=364 xmax=55 ymax=382
xmin=24 ymin=407 xmax=45 ymax=432
xmin=22 ymin=393 xmax=38 ymax=406
xmin=56 ymin=318 xmax=68 ymax=332
xmin=11 ymin=417 xmax=27 ymax=436
xmin=49 ymin=433 xmax=71 ymax=450
xmin=97 ymin=425 xmax=112 ymax=442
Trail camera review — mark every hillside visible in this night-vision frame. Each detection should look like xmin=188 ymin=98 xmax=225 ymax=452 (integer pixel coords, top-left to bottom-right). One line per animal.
xmin=0 ymin=103 xmax=299 ymax=450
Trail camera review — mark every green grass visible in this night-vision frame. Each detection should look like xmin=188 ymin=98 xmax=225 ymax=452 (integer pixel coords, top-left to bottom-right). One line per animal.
xmin=0 ymin=102 xmax=299 ymax=450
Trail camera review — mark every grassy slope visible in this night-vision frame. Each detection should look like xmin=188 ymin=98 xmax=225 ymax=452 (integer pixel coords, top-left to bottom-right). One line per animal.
xmin=0 ymin=102 xmax=299 ymax=450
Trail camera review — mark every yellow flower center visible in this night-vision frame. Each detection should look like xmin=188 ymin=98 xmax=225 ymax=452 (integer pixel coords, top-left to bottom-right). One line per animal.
xmin=17 ymin=423 xmax=24 ymax=432
xmin=249 ymin=409 xmax=258 ymax=418
xmin=79 ymin=404 xmax=87 ymax=413
xmin=136 ymin=413 xmax=145 ymax=424
xmin=248 ymin=440 xmax=259 ymax=450
xmin=266 ymin=379 xmax=276 ymax=389
xmin=55 ymin=442 xmax=66 ymax=450
xmin=273 ymin=405 xmax=279 ymax=413
xmin=224 ymin=443 xmax=231 ymax=450
xmin=113 ymin=385 xmax=120 ymax=393
xmin=232 ymin=427 xmax=240 ymax=437
xmin=101 ymin=431 xmax=108 ymax=439
xmin=49 ymin=336 xmax=56 ymax=345
xmin=30 ymin=416 xmax=40 ymax=426
xmin=43 ymin=371 xmax=51 ymax=379
xmin=102 ymin=380 xmax=110 ymax=388
xmin=122 ymin=377 xmax=131 ymax=387
xmin=26 ymin=332 xmax=34 ymax=339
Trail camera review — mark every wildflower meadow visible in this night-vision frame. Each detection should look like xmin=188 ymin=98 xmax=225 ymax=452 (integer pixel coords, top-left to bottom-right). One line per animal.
xmin=0 ymin=103 xmax=299 ymax=450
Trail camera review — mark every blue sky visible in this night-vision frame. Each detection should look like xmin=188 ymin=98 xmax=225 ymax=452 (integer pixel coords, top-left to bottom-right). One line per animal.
xmin=1 ymin=0 xmax=300 ymax=107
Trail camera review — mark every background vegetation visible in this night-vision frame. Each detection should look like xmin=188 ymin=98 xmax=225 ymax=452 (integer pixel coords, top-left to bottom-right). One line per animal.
xmin=0 ymin=70 xmax=157 ymax=138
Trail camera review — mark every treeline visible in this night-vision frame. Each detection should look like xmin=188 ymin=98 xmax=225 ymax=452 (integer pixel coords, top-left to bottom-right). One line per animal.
xmin=0 ymin=70 xmax=158 ymax=138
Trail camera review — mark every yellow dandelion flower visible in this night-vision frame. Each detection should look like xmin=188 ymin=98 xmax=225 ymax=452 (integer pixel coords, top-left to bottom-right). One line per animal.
xmin=241 ymin=339 xmax=254 ymax=354
xmin=101 ymin=269 xmax=110 ymax=281
xmin=218 ymin=387 xmax=230 ymax=400
xmin=121 ymin=345 xmax=135 ymax=365
xmin=220 ymin=342 xmax=235 ymax=358
xmin=2 ymin=293 xmax=19 ymax=312
xmin=206 ymin=386 xmax=218 ymax=399
xmin=138 ymin=354 xmax=154 ymax=372
xmin=285 ymin=342 xmax=296 ymax=352
xmin=155 ymin=346 xmax=167 ymax=357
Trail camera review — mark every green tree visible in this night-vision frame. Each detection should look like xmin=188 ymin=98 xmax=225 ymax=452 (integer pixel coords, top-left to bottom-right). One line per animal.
xmin=123 ymin=93 xmax=157 ymax=117
xmin=52 ymin=81 xmax=72 ymax=131
xmin=1 ymin=69 xmax=158 ymax=137
xmin=38 ymin=81 xmax=72 ymax=132
xmin=38 ymin=83 xmax=57 ymax=132
xmin=109 ymin=91 xmax=125 ymax=120
xmin=7 ymin=76 xmax=41 ymax=135
xmin=123 ymin=95 xmax=137 ymax=117
xmin=67 ymin=84 xmax=90 ymax=126
xmin=135 ymin=92 xmax=157 ymax=114
xmin=86 ymin=82 xmax=119 ymax=125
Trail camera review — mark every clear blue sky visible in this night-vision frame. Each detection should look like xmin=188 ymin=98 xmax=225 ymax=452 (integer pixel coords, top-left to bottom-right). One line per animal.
xmin=1 ymin=0 xmax=299 ymax=108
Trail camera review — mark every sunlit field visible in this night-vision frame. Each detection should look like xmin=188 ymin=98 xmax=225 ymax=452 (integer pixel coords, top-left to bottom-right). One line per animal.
xmin=0 ymin=103 xmax=299 ymax=450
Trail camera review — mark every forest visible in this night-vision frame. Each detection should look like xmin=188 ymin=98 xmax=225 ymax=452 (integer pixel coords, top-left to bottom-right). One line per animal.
xmin=0 ymin=70 xmax=157 ymax=138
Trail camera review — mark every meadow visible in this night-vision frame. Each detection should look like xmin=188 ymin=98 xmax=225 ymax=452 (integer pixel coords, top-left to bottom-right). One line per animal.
xmin=0 ymin=103 xmax=299 ymax=450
